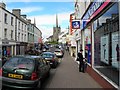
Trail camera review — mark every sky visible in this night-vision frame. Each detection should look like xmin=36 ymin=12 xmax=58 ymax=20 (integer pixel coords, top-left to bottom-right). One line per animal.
xmin=3 ymin=0 xmax=75 ymax=39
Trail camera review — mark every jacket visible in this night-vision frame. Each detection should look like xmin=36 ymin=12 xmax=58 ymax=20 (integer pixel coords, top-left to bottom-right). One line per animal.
xmin=77 ymin=52 xmax=84 ymax=64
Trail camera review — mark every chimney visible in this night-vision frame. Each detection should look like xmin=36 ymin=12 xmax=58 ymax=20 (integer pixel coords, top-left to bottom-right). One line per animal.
xmin=27 ymin=19 xmax=31 ymax=23
xmin=21 ymin=15 xmax=27 ymax=19
xmin=0 ymin=2 xmax=6 ymax=9
xmin=12 ymin=9 xmax=21 ymax=17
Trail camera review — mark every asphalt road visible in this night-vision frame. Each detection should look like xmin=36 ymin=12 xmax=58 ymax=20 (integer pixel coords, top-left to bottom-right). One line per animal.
xmin=1 ymin=47 xmax=102 ymax=89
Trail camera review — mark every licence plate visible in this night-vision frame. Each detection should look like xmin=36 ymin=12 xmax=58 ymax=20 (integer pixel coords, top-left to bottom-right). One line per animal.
xmin=8 ymin=73 xmax=23 ymax=79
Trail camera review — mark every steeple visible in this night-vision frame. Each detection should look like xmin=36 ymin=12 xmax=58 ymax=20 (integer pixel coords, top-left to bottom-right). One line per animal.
xmin=56 ymin=14 xmax=58 ymax=27
xmin=34 ymin=18 xmax=36 ymax=26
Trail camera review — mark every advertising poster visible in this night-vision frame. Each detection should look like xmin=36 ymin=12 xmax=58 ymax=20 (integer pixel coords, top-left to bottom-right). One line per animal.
xmin=84 ymin=27 xmax=91 ymax=64
xmin=100 ymin=35 xmax=109 ymax=65
xmin=112 ymin=32 xmax=119 ymax=69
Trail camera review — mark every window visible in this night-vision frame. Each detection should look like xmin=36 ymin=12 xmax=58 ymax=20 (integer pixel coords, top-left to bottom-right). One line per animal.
xmin=18 ymin=21 xmax=20 ymax=30
xmin=11 ymin=17 xmax=13 ymax=26
xmin=4 ymin=13 xmax=7 ymax=24
xmin=24 ymin=34 xmax=26 ymax=41
xmin=4 ymin=57 xmax=34 ymax=70
xmin=11 ymin=30 xmax=13 ymax=39
xmin=4 ymin=28 xmax=7 ymax=38
xmin=18 ymin=33 xmax=20 ymax=41
xmin=94 ymin=3 xmax=119 ymax=86
xmin=22 ymin=23 xmax=23 ymax=31
xmin=21 ymin=34 xmax=23 ymax=41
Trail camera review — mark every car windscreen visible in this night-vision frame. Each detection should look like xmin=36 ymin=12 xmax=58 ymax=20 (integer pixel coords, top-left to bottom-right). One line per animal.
xmin=3 ymin=57 xmax=34 ymax=70
xmin=42 ymin=53 xmax=54 ymax=58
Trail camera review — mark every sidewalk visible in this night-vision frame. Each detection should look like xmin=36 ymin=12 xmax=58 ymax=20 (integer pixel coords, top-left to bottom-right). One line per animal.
xmin=46 ymin=51 xmax=102 ymax=88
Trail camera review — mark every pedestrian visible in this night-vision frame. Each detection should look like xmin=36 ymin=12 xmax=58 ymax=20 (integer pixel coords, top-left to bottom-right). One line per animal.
xmin=77 ymin=49 xmax=85 ymax=73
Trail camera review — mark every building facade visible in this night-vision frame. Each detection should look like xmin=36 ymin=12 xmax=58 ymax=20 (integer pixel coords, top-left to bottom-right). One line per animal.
xmin=0 ymin=2 xmax=42 ymax=57
xmin=74 ymin=0 xmax=119 ymax=89
xmin=12 ymin=9 xmax=28 ymax=55
xmin=0 ymin=3 xmax=16 ymax=57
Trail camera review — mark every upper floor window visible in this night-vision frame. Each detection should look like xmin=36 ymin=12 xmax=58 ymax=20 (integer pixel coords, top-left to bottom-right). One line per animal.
xmin=24 ymin=34 xmax=26 ymax=41
xmin=21 ymin=34 xmax=23 ymax=41
xmin=18 ymin=21 xmax=20 ymax=30
xmin=22 ymin=23 xmax=23 ymax=31
xmin=18 ymin=33 xmax=20 ymax=41
xmin=4 ymin=13 xmax=7 ymax=24
xmin=11 ymin=30 xmax=13 ymax=39
xmin=4 ymin=28 xmax=7 ymax=38
xmin=11 ymin=17 xmax=14 ymax=26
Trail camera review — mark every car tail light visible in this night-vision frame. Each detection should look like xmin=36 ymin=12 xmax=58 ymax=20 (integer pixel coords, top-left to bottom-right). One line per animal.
xmin=0 ymin=68 xmax=2 ymax=76
xmin=31 ymin=72 xmax=38 ymax=80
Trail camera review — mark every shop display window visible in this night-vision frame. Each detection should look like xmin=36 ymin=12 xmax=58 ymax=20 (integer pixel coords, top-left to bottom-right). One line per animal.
xmin=93 ymin=3 xmax=119 ymax=86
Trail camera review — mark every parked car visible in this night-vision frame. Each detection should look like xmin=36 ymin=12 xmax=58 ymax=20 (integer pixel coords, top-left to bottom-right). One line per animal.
xmin=41 ymin=52 xmax=59 ymax=68
xmin=55 ymin=45 xmax=64 ymax=55
xmin=1 ymin=55 xmax=50 ymax=89
xmin=54 ymin=49 xmax=64 ymax=58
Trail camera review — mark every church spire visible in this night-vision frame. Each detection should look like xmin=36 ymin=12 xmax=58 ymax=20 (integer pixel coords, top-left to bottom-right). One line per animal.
xmin=56 ymin=14 xmax=58 ymax=27
xmin=34 ymin=18 xmax=36 ymax=26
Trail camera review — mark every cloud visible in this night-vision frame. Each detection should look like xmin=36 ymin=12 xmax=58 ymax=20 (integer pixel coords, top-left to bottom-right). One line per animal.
xmin=28 ymin=12 xmax=72 ymax=38
xmin=7 ymin=6 xmax=43 ymax=14
xmin=20 ymin=7 xmax=43 ymax=14
xmin=29 ymin=12 xmax=72 ymax=26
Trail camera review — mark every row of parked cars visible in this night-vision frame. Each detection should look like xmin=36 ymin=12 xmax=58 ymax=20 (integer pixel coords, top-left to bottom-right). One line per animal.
xmin=0 ymin=44 xmax=65 ymax=89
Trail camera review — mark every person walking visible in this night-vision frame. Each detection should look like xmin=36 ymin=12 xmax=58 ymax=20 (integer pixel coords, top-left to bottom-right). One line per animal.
xmin=77 ymin=49 xmax=85 ymax=73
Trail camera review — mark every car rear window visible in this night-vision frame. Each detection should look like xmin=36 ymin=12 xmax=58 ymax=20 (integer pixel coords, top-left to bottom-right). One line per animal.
xmin=3 ymin=57 xmax=34 ymax=70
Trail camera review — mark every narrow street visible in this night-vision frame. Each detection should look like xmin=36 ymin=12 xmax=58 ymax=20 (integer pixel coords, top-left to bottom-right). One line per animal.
xmin=41 ymin=51 xmax=102 ymax=88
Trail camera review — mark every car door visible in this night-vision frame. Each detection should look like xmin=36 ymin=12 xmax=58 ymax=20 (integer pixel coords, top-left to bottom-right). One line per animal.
xmin=42 ymin=60 xmax=50 ymax=74
xmin=54 ymin=54 xmax=59 ymax=63
xmin=38 ymin=59 xmax=45 ymax=78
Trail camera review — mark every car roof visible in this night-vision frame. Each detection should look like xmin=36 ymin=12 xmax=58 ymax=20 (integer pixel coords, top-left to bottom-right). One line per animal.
xmin=55 ymin=49 xmax=61 ymax=51
xmin=11 ymin=55 xmax=41 ymax=59
xmin=42 ymin=52 xmax=54 ymax=54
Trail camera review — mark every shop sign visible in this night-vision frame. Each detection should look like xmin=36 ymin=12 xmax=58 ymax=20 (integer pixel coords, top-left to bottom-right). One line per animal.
xmin=82 ymin=0 xmax=111 ymax=28
xmin=72 ymin=20 xmax=80 ymax=29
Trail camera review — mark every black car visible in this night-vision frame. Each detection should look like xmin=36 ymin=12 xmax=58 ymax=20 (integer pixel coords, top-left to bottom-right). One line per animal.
xmin=41 ymin=52 xmax=59 ymax=68
xmin=0 ymin=55 xmax=50 ymax=89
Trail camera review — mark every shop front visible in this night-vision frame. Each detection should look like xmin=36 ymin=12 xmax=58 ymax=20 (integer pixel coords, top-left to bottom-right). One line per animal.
xmin=81 ymin=1 xmax=119 ymax=89
xmin=16 ymin=42 xmax=28 ymax=55
xmin=93 ymin=2 xmax=119 ymax=88
xmin=2 ymin=41 xmax=16 ymax=57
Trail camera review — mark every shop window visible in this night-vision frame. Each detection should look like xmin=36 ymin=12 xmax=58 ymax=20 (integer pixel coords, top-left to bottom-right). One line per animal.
xmin=94 ymin=3 xmax=119 ymax=86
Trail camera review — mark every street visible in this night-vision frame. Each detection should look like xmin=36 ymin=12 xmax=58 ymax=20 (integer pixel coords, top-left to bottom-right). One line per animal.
xmin=41 ymin=51 xmax=102 ymax=89
xmin=2 ymin=50 xmax=102 ymax=90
